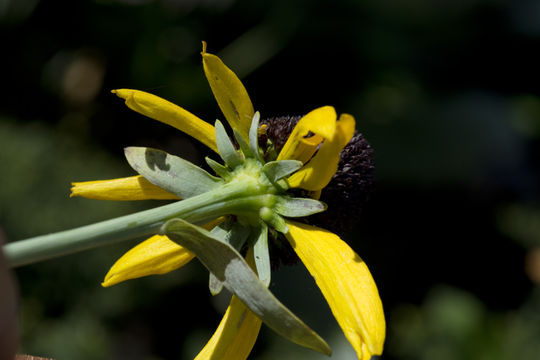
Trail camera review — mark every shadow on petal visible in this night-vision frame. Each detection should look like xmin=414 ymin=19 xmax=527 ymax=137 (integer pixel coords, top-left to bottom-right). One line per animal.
xmin=195 ymin=295 xmax=261 ymax=360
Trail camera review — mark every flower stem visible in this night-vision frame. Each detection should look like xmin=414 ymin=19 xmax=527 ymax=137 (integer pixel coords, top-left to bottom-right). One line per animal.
xmin=3 ymin=181 xmax=266 ymax=268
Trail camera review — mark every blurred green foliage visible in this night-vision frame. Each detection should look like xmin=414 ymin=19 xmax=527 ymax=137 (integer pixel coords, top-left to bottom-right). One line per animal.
xmin=2 ymin=0 xmax=540 ymax=359
xmin=390 ymin=285 xmax=540 ymax=360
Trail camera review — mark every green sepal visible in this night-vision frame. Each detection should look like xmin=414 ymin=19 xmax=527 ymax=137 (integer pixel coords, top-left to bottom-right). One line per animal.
xmin=208 ymin=224 xmax=229 ymax=295
xmin=215 ymin=120 xmax=243 ymax=169
xmin=233 ymin=128 xmax=255 ymax=159
xmin=262 ymin=160 xmax=303 ymax=183
xmin=259 ymin=207 xmax=288 ymax=233
xmin=249 ymin=112 xmax=263 ymax=162
xmin=162 ymin=218 xmax=331 ymax=356
xmin=252 ymin=222 xmax=271 ymax=287
xmin=124 ymin=147 xmax=223 ymax=199
xmin=274 ymin=196 xmax=327 ymax=217
xmin=205 ymin=157 xmax=231 ymax=180
xmin=209 ymin=222 xmax=250 ymax=295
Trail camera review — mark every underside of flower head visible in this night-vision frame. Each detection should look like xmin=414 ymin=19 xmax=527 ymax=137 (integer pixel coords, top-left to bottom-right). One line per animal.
xmin=70 ymin=42 xmax=385 ymax=360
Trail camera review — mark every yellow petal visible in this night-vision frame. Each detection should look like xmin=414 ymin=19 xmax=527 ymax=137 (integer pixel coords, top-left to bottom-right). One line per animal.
xmin=277 ymin=106 xmax=337 ymax=162
xmin=70 ymin=175 xmax=180 ymax=200
xmin=285 ymin=220 xmax=385 ymax=359
xmin=287 ymin=113 xmax=355 ymax=191
xmin=112 ymin=89 xmax=218 ymax=152
xmin=201 ymin=42 xmax=254 ymax=140
xmin=195 ymin=295 xmax=261 ymax=360
xmin=195 ymin=247 xmax=261 ymax=360
xmin=102 ymin=234 xmax=194 ymax=287
xmin=102 ymin=218 xmax=224 ymax=287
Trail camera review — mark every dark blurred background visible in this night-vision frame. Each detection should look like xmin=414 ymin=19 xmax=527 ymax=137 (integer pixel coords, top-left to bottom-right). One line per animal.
xmin=1 ymin=0 xmax=540 ymax=359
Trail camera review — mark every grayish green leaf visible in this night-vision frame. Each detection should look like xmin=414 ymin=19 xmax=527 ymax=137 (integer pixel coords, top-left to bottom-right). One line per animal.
xmin=124 ymin=147 xmax=223 ymax=199
xmin=227 ymin=223 xmax=251 ymax=250
xmin=205 ymin=157 xmax=231 ymax=180
xmin=208 ymin=223 xmax=230 ymax=295
xmin=252 ymin=223 xmax=271 ymax=287
xmin=259 ymin=207 xmax=289 ymax=233
xmin=209 ymin=221 xmax=230 ymax=241
xmin=208 ymin=271 xmax=225 ymax=296
xmin=233 ymin=128 xmax=255 ymax=158
xmin=209 ymin=222 xmax=251 ymax=295
xmin=215 ymin=120 xmax=243 ymax=169
xmin=262 ymin=160 xmax=303 ymax=183
xmin=249 ymin=112 xmax=263 ymax=161
xmin=162 ymin=218 xmax=331 ymax=355
xmin=274 ymin=197 xmax=327 ymax=217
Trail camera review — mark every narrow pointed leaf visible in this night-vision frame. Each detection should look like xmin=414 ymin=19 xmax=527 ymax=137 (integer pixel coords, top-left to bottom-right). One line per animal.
xmin=262 ymin=160 xmax=303 ymax=183
xmin=205 ymin=157 xmax=231 ymax=180
xmin=226 ymin=223 xmax=251 ymax=250
xmin=209 ymin=223 xmax=230 ymax=295
xmin=209 ymin=222 xmax=251 ymax=296
xmin=162 ymin=218 xmax=331 ymax=355
xmin=259 ymin=207 xmax=289 ymax=233
xmin=249 ymin=112 xmax=263 ymax=162
xmin=233 ymin=128 xmax=255 ymax=158
xmin=274 ymin=196 xmax=327 ymax=217
xmin=215 ymin=120 xmax=243 ymax=169
xmin=124 ymin=147 xmax=223 ymax=199
xmin=252 ymin=223 xmax=271 ymax=287
xmin=209 ymin=272 xmax=225 ymax=296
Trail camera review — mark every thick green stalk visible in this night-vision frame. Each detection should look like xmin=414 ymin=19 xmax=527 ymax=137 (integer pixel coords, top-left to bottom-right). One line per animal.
xmin=3 ymin=181 xmax=264 ymax=268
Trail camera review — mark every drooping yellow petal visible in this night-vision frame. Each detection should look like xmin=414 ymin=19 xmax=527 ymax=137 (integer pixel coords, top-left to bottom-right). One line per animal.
xmin=287 ymin=113 xmax=355 ymax=191
xmin=70 ymin=175 xmax=179 ymax=201
xmin=277 ymin=106 xmax=337 ymax=162
xmin=195 ymin=295 xmax=261 ymax=360
xmin=102 ymin=235 xmax=194 ymax=287
xmin=112 ymin=89 xmax=218 ymax=152
xmin=285 ymin=220 xmax=385 ymax=360
xmin=195 ymin=248 xmax=262 ymax=359
xmin=201 ymin=42 xmax=254 ymax=140
xmin=102 ymin=218 xmax=224 ymax=287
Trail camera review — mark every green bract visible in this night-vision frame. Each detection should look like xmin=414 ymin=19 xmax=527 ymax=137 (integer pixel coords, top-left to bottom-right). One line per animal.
xmin=163 ymin=218 xmax=331 ymax=355
xmin=125 ymin=112 xmax=330 ymax=353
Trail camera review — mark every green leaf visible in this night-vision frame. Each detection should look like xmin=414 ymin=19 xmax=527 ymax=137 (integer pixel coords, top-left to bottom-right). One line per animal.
xmin=249 ymin=112 xmax=263 ymax=161
xmin=205 ymin=157 xmax=231 ymax=180
xmin=162 ymin=218 xmax=331 ymax=355
xmin=262 ymin=160 xmax=303 ymax=183
xmin=215 ymin=120 xmax=243 ymax=169
xmin=233 ymin=128 xmax=255 ymax=158
xmin=124 ymin=147 xmax=223 ymax=199
xmin=274 ymin=196 xmax=327 ymax=217
xmin=209 ymin=222 xmax=251 ymax=295
xmin=259 ymin=207 xmax=289 ymax=233
xmin=252 ymin=223 xmax=271 ymax=287
xmin=208 ymin=224 xmax=229 ymax=295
